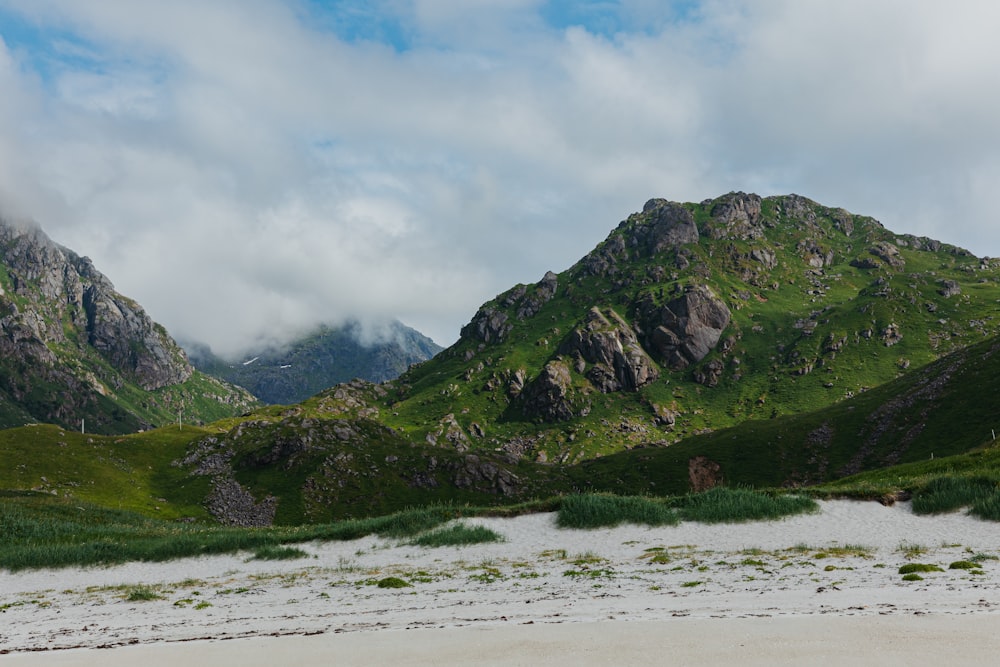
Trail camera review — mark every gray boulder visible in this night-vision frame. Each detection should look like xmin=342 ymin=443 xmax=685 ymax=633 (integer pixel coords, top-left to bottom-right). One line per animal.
xmin=639 ymin=285 xmax=731 ymax=370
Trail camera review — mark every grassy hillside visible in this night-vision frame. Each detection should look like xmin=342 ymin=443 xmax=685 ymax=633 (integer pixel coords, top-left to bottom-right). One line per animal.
xmin=369 ymin=194 xmax=1000 ymax=464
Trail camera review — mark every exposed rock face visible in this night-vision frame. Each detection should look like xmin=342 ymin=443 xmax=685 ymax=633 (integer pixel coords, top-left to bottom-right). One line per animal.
xmin=515 ymin=271 xmax=559 ymax=319
xmin=449 ymin=454 xmax=520 ymax=496
xmin=635 ymin=199 xmax=700 ymax=253
xmin=559 ymin=307 xmax=659 ymax=392
xmin=938 ymin=280 xmax=962 ymax=298
xmin=706 ymin=192 xmax=764 ymax=240
xmin=520 ymin=360 xmax=578 ymax=422
xmin=854 ymin=242 xmax=905 ymax=271
xmin=0 ymin=218 xmax=192 ymax=391
xmin=461 ymin=306 xmax=512 ymax=344
xmin=638 ymin=285 xmax=732 ymax=370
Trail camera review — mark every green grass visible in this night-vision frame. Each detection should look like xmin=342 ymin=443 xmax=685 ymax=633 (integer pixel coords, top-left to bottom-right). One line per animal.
xmin=674 ymin=487 xmax=818 ymax=524
xmin=124 ymin=585 xmax=163 ymax=601
xmin=0 ymin=496 xmax=461 ymax=571
xmin=898 ymin=563 xmax=943 ymax=574
xmin=949 ymin=561 xmax=980 ymax=570
xmin=251 ymin=546 xmax=310 ymax=560
xmin=375 ymin=576 xmax=411 ymax=589
xmin=410 ymin=523 xmax=504 ymax=547
xmin=911 ymin=476 xmax=997 ymax=515
xmin=556 ymin=493 xmax=679 ymax=529
xmin=970 ymin=492 xmax=1000 ymax=521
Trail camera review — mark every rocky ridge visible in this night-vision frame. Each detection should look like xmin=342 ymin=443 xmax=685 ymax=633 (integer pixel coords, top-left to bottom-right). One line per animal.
xmin=0 ymin=216 xmax=255 ymax=432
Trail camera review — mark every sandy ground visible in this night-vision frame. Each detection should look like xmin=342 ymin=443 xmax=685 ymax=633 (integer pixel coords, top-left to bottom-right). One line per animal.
xmin=3 ymin=500 xmax=1000 ymax=664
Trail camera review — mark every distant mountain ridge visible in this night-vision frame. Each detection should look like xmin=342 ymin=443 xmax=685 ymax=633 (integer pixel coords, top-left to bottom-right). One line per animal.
xmin=0 ymin=216 xmax=256 ymax=433
xmin=188 ymin=321 xmax=442 ymax=405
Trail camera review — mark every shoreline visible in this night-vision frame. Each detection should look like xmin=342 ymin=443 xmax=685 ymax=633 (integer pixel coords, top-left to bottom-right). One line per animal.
xmin=3 ymin=500 xmax=1000 ymax=661
xmin=6 ymin=615 xmax=1000 ymax=666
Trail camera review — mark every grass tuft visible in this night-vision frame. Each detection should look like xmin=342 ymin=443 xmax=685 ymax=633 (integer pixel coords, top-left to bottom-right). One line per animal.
xmin=898 ymin=563 xmax=943 ymax=574
xmin=410 ymin=523 xmax=504 ymax=547
xmin=251 ymin=546 xmax=309 ymax=561
xmin=375 ymin=576 xmax=411 ymax=589
xmin=556 ymin=494 xmax=678 ymax=529
xmin=124 ymin=585 xmax=162 ymax=602
xmin=911 ymin=476 xmax=997 ymax=515
xmin=675 ymin=487 xmax=818 ymax=524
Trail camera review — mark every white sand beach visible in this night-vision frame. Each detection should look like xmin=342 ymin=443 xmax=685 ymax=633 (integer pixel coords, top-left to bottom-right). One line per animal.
xmin=3 ymin=500 xmax=1000 ymax=665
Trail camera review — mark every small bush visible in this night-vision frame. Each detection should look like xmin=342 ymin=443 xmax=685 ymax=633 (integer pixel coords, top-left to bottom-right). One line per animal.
xmin=411 ymin=523 xmax=504 ymax=547
xmin=898 ymin=563 xmax=943 ymax=574
xmin=556 ymin=494 xmax=678 ymax=529
xmin=901 ymin=573 xmax=923 ymax=581
xmin=677 ymin=487 xmax=818 ymax=524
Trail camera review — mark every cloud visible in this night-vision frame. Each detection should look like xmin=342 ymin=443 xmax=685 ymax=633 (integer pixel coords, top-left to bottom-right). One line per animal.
xmin=0 ymin=0 xmax=999 ymax=357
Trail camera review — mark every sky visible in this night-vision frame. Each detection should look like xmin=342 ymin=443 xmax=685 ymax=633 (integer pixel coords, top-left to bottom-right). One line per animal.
xmin=1 ymin=0 xmax=999 ymax=357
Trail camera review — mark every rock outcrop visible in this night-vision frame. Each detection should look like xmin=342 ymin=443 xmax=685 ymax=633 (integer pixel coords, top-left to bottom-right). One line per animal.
xmin=0 ymin=218 xmax=192 ymax=390
xmin=638 ymin=285 xmax=732 ymax=370
xmin=461 ymin=306 xmax=512 ymax=344
xmin=520 ymin=360 xmax=579 ymax=422
xmin=632 ymin=199 xmax=700 ymax=253
xmin=559 ymin=307 xmax=659 ymax=392
xmin=705 ymin=192 xmax=765 ymax=240
xmin=0 ymin=215 xmax=254 ymax=431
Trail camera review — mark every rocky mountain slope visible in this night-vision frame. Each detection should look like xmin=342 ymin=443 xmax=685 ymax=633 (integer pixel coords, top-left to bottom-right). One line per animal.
xmin=5 ymin=192 xmax=1000 ymax=524
xmin=6 ymin=329 xmax=1000 ymax=524
xmin=350 ymin=193 xmax=1000 ymax=464
xmin=188 ymin=321 xmax=442 ymax=405
xmin=0 ymin=216 xmax=256 ymax=433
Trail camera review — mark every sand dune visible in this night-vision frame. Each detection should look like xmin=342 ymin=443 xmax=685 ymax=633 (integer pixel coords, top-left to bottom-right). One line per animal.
xmin=3 ymin=500 xmax=1000 ymax=664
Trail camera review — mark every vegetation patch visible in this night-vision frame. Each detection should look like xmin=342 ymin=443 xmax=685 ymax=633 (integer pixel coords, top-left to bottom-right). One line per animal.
xmin=410 ymin=523 xmax=504 ymax=547
xmin=251 ymin=546 xmax=309 ymax=561
xmin=556 ymin=493 xmax=678 ymax=529
xmin=911 ymin=476 xmax=997 ymax=515
xmin=901 ymin=573 xmax=924 ymax=582
xmin=898 ymin=563 xmax=943 ymax=574
xmin=374 ymin=576 xmax=411 ymax=589
xmin=948 ymin=560 xmax=980 ymax=570
xmin=124 ymin=585 xmax=163 ymax=602
xmin=675 ymin=487 xmax=818 ymax=524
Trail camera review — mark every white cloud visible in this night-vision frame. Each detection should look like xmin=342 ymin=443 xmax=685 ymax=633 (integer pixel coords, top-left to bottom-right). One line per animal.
xmin=1 ymin=0 xmax=999 ymax=356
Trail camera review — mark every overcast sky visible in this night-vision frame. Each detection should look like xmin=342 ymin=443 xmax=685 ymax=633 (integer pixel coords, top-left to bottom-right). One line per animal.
xmin=1 ymin=0 xmax=999 ymax=356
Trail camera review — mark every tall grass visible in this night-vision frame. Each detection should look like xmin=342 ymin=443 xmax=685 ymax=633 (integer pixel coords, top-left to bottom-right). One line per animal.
xmin=675 ymin=487 xmax=818 ymax=524
xmin=971 ymin=493 xmax=1000 ymax=521
xmin=0 ymin=498 xmax=457 ymax=572
xmin=556 ymin=494 xmax=679 ymax=529
xmin=911 ymin=476 xmax=998 ymax=515
xmin=410 ymin=523 xmax=504 ymax=547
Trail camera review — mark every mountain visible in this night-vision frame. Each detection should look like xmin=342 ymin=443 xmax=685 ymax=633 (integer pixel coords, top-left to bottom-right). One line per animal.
xmin=350 ymin=192 xmax=1000 ymax=463
xmin=0 ymin=216 xmax=257 ymax=433
xmin=6 ymin=192 xmax=1000 ymax=525
xmin=188 ymin=320 xmax=442 ymax=405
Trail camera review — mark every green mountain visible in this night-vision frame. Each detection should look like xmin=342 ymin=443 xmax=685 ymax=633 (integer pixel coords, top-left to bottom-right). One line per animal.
xmin=0 ymin=216 xmax=257 ymax=433
xmin=188 ymin=320 xmax=442 ymax=405
xmin=368 ymin=193 xmax=1000 ymax=463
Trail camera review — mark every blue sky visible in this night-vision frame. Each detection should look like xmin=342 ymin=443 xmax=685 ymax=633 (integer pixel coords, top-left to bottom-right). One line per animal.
xmin=1 ymin=1 xmax=999 ymax=355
